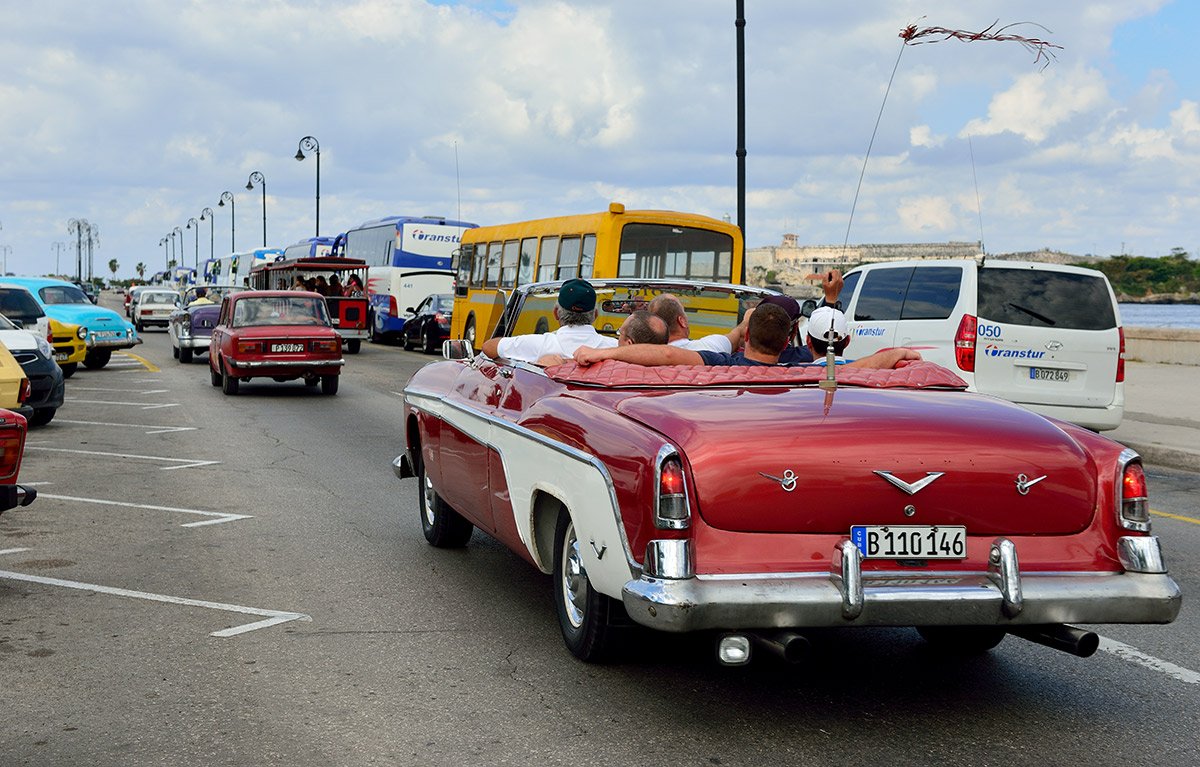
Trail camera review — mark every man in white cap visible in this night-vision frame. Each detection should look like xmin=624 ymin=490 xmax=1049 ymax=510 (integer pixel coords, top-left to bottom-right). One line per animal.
xmin=805 ymin=306 xmax=852 ymax=364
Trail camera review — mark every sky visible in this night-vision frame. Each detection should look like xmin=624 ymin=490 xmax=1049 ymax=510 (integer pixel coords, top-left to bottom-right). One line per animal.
xmin=1 ymin=0 xmax=1198 ymax=279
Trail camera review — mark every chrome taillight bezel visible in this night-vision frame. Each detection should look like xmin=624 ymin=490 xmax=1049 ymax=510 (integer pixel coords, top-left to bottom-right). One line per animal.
xmin=653 ymin=444 xmax=690 ymax=530
xmin=1116 ymin=448 xmax=1150 ymax=532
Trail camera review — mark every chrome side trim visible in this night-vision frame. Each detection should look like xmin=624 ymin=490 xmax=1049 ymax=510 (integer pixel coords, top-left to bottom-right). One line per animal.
xmin=644 ymin=540 xmax=694 ymax=579
xmin=404 ymin=386 xmax=639 ymax=572
xmin=1117 ymin=536 xmax=1167 ymax=574
xmin=989 ymin=537 xmax=1023 ymax=618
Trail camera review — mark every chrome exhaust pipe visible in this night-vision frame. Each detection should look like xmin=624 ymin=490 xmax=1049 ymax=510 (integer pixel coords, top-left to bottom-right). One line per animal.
xmin=750 ymin=630 xmax=811 ymax=664
xmin=1010 ymin=624 xmax=1099 ymax=658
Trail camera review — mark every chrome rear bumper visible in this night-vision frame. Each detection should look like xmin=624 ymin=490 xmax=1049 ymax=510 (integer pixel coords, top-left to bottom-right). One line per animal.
xmin=622 ymin=536 xmax=1182 ymax=632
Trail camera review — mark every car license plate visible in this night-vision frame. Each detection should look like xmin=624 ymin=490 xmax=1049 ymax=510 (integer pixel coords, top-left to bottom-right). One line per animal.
xmin=269 ymin=343 xmax=304 ymax=353
xmin=1029 ymin=367 xmax=1070 ymax=382
xmin=96 ymin=330 xmax=121 ymax=337
xmin=850 ymin=525 xmax=966 ymax=559
xmin=54 ymin=352 xmax=69 ymax=362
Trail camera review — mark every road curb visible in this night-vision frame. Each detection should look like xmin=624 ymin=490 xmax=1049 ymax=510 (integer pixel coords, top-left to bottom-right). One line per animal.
xmin=1120 ymin=440 xmax=1200 ymax=474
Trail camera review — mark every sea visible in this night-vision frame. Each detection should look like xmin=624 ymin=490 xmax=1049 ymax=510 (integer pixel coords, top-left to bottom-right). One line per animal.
xmin=1118 ymin=303 xmax=1200 ymax=330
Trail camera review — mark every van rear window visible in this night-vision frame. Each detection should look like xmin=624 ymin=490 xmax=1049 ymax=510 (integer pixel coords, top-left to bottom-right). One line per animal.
xmin=978 ymin=269 xmax=1116 ymax=330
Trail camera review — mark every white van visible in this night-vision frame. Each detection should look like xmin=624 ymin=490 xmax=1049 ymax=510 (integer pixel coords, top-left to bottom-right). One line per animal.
xmin=837 ymin=259 xmax=1124 ymax=430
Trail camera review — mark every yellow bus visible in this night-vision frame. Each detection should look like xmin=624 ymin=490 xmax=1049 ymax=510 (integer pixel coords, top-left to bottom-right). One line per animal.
xmin=451 ymin=203 xmax=743 ymax=349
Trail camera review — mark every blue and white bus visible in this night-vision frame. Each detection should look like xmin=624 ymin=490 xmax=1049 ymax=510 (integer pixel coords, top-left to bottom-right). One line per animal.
xmin=342 ymin=215 xmax=476 ymax=341
xmin=207 ymin=248 xmax=284 ymax=287
xmin=282 ymin=236 xmax=336 ymax=261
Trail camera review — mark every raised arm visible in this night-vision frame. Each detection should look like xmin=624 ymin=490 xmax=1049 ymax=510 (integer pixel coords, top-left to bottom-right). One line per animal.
xmin=574 ymin=343 xmax=703 ymax=367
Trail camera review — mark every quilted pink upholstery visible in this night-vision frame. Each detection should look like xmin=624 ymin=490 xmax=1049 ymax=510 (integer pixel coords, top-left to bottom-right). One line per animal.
xmin=544 ymin=360 xmax=968 ymax=390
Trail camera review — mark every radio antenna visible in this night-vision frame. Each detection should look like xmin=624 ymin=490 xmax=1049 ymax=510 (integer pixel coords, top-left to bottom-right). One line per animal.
xmin=454 ymin=141 xmax=462 ymax=223
xmin=968 ymin=135 xmax=986 ymax=254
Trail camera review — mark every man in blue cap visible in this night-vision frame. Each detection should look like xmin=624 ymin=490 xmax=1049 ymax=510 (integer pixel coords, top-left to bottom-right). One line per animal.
xmin=482 ymin=279 xmax=618 ymax=363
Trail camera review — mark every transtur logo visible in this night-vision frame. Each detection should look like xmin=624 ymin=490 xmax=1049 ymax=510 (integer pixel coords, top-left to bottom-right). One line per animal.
xmin=410 ymin=228 xmax=461 ymax=243
xmin=855 ymin=327 xmax=886 ymax=336
xmin=985 ymin=345 xmax=1046 ymax=360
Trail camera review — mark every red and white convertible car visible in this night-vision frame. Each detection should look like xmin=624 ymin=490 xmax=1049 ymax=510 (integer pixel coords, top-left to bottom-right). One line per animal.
xmin=394 ymin=280 xmax=1181 ymax=665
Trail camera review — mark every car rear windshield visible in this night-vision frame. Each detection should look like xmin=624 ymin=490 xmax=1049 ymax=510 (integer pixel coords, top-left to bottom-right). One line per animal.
xmin=978 ymin=268 xmax=1117 ymax=330
xmin=0 ymin=288 xmax=46 ymax=325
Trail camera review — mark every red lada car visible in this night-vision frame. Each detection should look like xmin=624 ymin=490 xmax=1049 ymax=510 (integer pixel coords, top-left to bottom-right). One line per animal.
xmin=209 ymin=291 xmax=345 ymax=396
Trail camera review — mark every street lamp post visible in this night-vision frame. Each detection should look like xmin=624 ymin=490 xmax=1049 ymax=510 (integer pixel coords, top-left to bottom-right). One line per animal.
xmin=172 ymin=226 xmax=183 ymax=269
xmin=68 ymin=218 xmax=88 ymax=282
xmin=218 ymin=191 xmax=235 ymax=253
xmin=85 ymin=223 xmax=99 ymax=283
xmin=295 ymin=136 xmax=320 ymax=236
xmin=187 ymin=217 xmax=199 ymax=268
xmin=200 ymin=207 xmax=215 ymax=264
xmin=0 ymin=245 xmax=11 ymax=275
xmin=246 ymin=171 xmax=266 ymax=247
xmin=52 ymin=242 xmax=66 ymax=275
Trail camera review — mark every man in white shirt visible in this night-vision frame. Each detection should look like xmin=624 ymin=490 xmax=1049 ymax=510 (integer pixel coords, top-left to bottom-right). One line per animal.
xmin=481 ymin=279 xmax=617 ymax=363
xmin=648 ymin=293 xmax=746 ymax=353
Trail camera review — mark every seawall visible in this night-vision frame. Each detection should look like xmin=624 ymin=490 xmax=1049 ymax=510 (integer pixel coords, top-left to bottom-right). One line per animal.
xmin=1125 ymin=327 xmax=1200 ymax=366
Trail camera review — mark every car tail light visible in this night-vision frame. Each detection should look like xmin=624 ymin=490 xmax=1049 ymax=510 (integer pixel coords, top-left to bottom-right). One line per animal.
xmin=1119 ymin=457 xmax=1150 ymax=530
xmin=388 ymin=295 xmax=398 ymax=317
xmin=954 ymin=314 xmax=976 ymax=372
xmin=1116 ymin=326 xmax=1126 ymax=383
xmin=311 ymin=339 xmax=339 ymax=352
xmin=17 ymin=378 xmax=31 ymax=405
xmin=654 ymin=446 xmax=690 ymax=529
xmin=141 ymin=309 xmax=152 ymax=316
xmin=0 ymin=416 xmax=26 ymax=480
xmin=237 ymin=340 xmax=260 ymax=354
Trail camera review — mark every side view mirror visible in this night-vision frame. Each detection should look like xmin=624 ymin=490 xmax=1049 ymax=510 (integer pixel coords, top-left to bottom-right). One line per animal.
xmin=800 ymin=299 xmax=817 ymax=319
xmin=406 ymin=307 xmax=417 ymax=315
xmin=443 ymin=339 xmax=474 ymax=360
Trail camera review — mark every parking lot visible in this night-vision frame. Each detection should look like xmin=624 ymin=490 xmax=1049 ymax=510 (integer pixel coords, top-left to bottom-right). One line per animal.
xmin=2 ymin=293 xmax=1199 ymax=766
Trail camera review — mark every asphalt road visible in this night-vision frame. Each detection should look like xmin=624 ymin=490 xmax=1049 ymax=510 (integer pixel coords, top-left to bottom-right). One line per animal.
xmin=2 ymin=293 xmax=1198 ymax=766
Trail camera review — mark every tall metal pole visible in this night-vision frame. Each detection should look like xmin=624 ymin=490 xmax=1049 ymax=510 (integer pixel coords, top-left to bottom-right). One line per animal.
xmin=201 ymin=207 xmax=215 ymax=263
xmin=86 ymin=223 xmax=98 ymax=283
xmin=296 ymin=136 xmax=320 ymax=237
xmin=735 ymin=0 xmax=747 ymax=284
xmin=68 ymin=218 xmax=87 ymax=283
xmin=219 ymin=192 xmax=235 ymax=253
xmin=52 ymin=242 xmax=66 ymax=275
xmin=246 ymin=171 xmax=266 ymax=247
xmin=187 ymin=217 xmax=199 ymax=268
xmin=173 ymin=226 xmax=183 ymax=269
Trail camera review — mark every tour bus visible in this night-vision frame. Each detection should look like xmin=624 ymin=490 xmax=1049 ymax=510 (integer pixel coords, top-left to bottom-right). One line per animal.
xmin=208 ymin=248 xmax=284 ymax=287
xmin=341 ymin=215 xmax=477 ymax=342
xmin=451 ymin=202 xmax=744 ymax=349
xmin=250 ymin=255 xmax=370 ymax=353
xmin=281 ymin=237 xmax=336 ymax=261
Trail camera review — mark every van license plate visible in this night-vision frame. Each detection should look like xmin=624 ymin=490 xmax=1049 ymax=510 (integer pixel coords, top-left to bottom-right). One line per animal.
xmin=270 ymin=343 xmax=304 ymax=353
xmin=1029 ymin=367 xmax=1070 ymax=382
xmin=850 ymin=525 xmax=966 ymax=559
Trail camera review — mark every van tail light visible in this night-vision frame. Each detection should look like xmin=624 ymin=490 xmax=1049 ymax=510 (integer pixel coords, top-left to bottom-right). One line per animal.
xmin=1116 ymin=326 xmax=1126 ymax=383
xmin=654 ymin=447 xmax=690 ymax=530
xmin=1118 ymin=455 xmax=1150 ymax=531
xmin=236 ymin=340 xmax=260 ymax=354
xmin=954 ymin=314 xmax=977 ymax=372
xmin=388 ymin=296 xmax=398 ymax=317
xmin=17 ymin=378 xmax=31 ymax=405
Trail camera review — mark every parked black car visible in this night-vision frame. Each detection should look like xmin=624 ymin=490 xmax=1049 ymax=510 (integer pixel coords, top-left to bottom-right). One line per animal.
xmin=0 ymin=312 xmax=64 ymax=426
xmin=402 ymin=293 xmax=453 ymax=354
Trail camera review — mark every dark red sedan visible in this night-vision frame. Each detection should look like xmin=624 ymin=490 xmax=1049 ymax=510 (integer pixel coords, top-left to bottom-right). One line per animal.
xmin=208 ymin=291 xmax=345 ymax=396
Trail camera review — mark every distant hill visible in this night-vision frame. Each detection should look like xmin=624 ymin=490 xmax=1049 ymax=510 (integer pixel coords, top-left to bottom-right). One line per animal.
xmin=1088 ymin=250 xmax=1200 ymax=302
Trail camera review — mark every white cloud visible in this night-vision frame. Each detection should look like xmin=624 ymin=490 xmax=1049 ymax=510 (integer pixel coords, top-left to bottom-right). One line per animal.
xmin=962 ymin=67 xmax=1110 ymax=143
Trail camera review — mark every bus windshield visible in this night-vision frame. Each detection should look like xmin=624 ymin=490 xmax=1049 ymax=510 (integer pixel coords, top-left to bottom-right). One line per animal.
xmin=616 ymin=224 xmax=735 ymax=282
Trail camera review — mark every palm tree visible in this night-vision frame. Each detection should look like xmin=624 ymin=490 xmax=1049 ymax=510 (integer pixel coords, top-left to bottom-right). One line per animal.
xmin=108 ymin=258 xmax=119 ymax=283
xmin=135 ymin=262 xmax=146 ymax=280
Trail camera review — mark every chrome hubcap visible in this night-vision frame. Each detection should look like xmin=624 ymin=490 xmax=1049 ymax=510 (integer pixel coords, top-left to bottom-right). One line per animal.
xmin=422 ymin=474 xmax=436 ymax=526
xmin=560 ymin=521 xmax=586 ymax=629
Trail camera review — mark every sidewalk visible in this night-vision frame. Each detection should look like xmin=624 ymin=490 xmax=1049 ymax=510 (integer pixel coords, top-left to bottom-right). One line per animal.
xmin=1108 ymin=361 xmax=1200 ymax=472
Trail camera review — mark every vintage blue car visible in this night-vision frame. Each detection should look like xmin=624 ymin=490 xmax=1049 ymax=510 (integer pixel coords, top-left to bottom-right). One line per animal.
xmin=2 ymin=277 xmax=141 ymax=370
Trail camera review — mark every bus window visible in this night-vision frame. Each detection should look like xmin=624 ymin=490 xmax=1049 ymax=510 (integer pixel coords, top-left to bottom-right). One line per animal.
xmin=456 ymin=246 xmax=474 ymax=296
xmin=485 ymin=242 xmax=503 ymax=286
xmin=517 ymin=238 xmax=537 ymax=286
xmin=557 ymin=237 xmax=582 ymax=280
xmin=536 ymin=236 xmax=560 ymax=282
xmin=471 ymin=242 xmax=488 ymax=286
xmin=580 ymin=234 xmax=596 ymax=279
xmin=618 ymin=223 xmax=736 ymax=282
xmin=501 ymin=240 xmax=519 ymax=287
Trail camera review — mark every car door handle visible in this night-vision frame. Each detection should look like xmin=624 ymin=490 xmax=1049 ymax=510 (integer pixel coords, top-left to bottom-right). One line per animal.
xmin=499 ymin=368 xmax=513 ymax=378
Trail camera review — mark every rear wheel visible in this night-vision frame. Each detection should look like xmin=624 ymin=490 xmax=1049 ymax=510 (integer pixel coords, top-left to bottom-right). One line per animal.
xmin=417 ymin=451 xmax=473 ymax=547
xmin=346 ymin=339 xmax=361 ymax=355
xmin=83 ymin=349 xmax=111 ymax=369
xmin=320 ymin=375 xmax=339 ymax=395
xmin=304 ymin=376 xmax=319 ymax=387
xmin=221 ymin=363 xmax=239 ymax=395
xmin=209 ymin=360 xmax=222 ymax=387
xmin=369 ymin=312 xmax=385 ymax=343
xmin=30 ymin=408 xmax=56 ymax=427
xmin=402 ymin=327 xmax=416 ymax=351
xmin=553 ymin=509 xmax=620 ymax=662
xmin=916 ymin=626 xmax=1006 ymax=654
xmin=172 ymin=345 xmax=179 ymax=359
xmin=464 ymin=315 xmax=476 ymax=352
xmin=59 ymin=363 xmax=77 ymax=379
xmin=179 ymin=347 xmax=193 ymax=363
xmin=135 ymin=319 xmax=144 ymax=332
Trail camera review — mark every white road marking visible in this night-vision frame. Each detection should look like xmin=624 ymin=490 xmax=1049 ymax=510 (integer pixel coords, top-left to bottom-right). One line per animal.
xmin=69 ymin=387 xmax=169 ymax=394
xmin=0 ymin=570 xmax=310 ymax=637
xmin=54 ymin=418 xmax=197 ymax=434
xmin=24 ymin=446 xmax=219 ymax=470
xmin=38 ymin=494 xmax=251 ymax=527
xmin=65 ymin=398 xmax=179 ymax=410
xmin=0 ymin=548 xmax=31 ymax=556
xmin=1099 ymin=637 xmax=1200 ymax=685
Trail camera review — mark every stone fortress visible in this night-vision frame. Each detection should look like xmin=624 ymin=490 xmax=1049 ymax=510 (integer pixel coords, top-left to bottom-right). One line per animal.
xmin=748 ymin=233 xmax=1090 ymax=297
